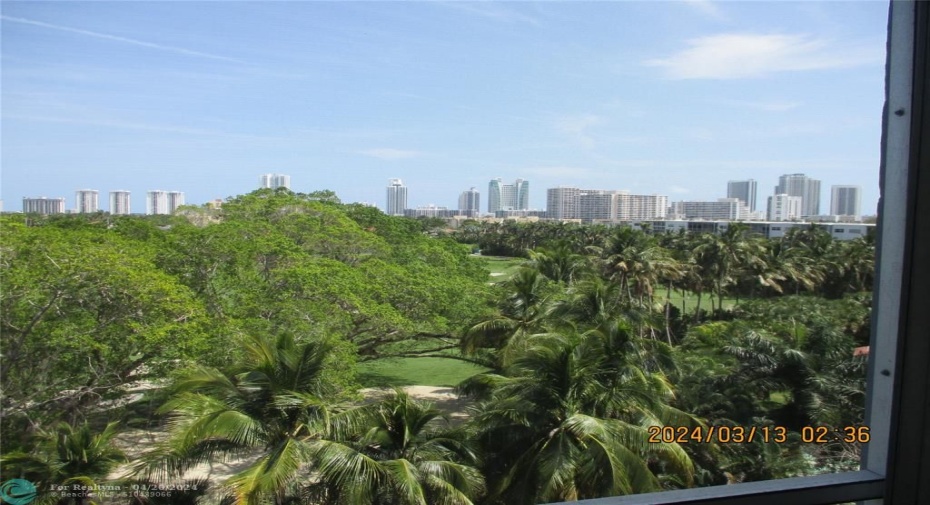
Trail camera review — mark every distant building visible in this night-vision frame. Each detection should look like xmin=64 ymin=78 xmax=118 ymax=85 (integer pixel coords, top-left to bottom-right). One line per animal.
xmin=831 ymin=185 xmax=862 ymax=219
xmin=767 ymin=193 xmax=803 ymax=221
xmin=260 ymin=173 xmax=291 ymax=190
xmin=109 ymin=191 xmax=131 ymax=215
xmin=776 ymin=173 xmax=821 ymax=217
xmin=403 ymin=205 xmax=461 ymax=218
xmin=547 ymin=187 xmax=667 ymax=221
xmin=727 ymin=179 xmax=758 ymax=212
xmin=670 ymin=198 xmax=746 ymax=221
xmin=577 ymin=190 xmax=624 ymax=221
xmin=616 ymin=193 xmax=668 ymax=221
xmin=546 ymin=187 xmax=581 ymax=219
xmin=147 ymin=190 xmax=185 ymax=215
xmin=386 ymin=179 xmax=408 ymax=216
xmin=488 ymin=178 xmax=529 ymax=213
xmin=458 ymin=187 xmax=480 ymax=217
xmin=74 ymin=190 xmax=99 ymax=213
xmin=22 ymin=197 xmax=65 ymax=214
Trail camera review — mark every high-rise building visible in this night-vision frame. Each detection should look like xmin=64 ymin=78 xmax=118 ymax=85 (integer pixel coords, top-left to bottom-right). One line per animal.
xmin=147 ymin=191 xmax=168 ymax=215
xmin=458 ymin=187 xmax=480 ymax=217
xmin=578 ymin=190 xmax=621 ymax=221
xmin=386 ymin=179 xmax=407 ymax=216
xmin=547 ymin=188 xmax=668 ymax=221
xmin=616 ymin=193 xmax=668 ymax=220
xmin=670 ymin=198 xmax=746 ymax=221
xmin=727 ymin=179 xmax=758 ymax=212
xmin=546 ymin=187 xmax=581 ymax=219
xmin=831 ymin=185 xmax=862 ymax=219
xmin=767 ymin=194 xmax=803 ymax=221
xmin=515 ymin=179 xmax=530 ymax=210
xmin=167 ymin=191 xmax=185 ymax=213
xmin=75 ymin=190 xmax=99 ymax=213
xmin=260 ymin=173 xmax=291 ymax=190
xmin=776 ymin=174 xmax=821 ymax=217
xmin=22 ymin=197 xmax=65 ymax=214
xmin=109 ymin=191 xmax=132 ymax=215
xmin=488 ymin=178 xmax=530 ymax=213
xmin=147 ymin=190 xmax=184 ymax=215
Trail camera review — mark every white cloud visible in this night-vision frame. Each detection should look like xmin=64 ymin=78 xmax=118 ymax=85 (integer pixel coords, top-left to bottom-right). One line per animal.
xmin=359 ymin=148 xmax=422 ymax=160
xmin=520 ymin=166 xmax=596 ymax=179
xmin=555 ymin=114 xmax=604 ymax=148
xmin=682 ymin=0 xmax=727 ymax=21
xmin=669 ymin=185 xmax=691 ymax=194
xmin=645 ymin=33 xmax=883 ymax=79
xmin=0 ymin=15 xmax=241 ymax=63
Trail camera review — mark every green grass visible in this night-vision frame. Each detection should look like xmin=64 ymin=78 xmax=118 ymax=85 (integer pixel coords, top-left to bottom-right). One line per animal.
xmin=664 ymin=290 xmax=737 ymax=313
xmin=357 ymin=357 xmax=489 ymax=388
xmin=477 ymin=256 xmax=524 ymax=282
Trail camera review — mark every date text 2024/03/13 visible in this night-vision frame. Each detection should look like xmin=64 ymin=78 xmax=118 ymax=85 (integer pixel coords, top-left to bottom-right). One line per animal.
xmin=647 ymin=425 xmax=871 ymax=445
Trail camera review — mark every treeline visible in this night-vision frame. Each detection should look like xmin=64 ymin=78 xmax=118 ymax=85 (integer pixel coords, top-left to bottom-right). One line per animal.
xmin=0 ymin=193 xmax=874 ymax=504
xmin=453 ymin=219 xmax=874 ymax=301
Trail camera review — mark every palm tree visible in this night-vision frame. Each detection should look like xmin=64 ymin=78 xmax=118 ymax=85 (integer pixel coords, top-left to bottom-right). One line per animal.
xmin=468 ymin=332 xmax=694 ymax=504
xmin=132 ymin=333 xmax=336 ymax=504
xmin=462 ymin=268 xmax=553 ymax=368
xmin=524 ymin=241 xmax=589 ymax=285
xmin=1 ymin=421 xmax=126 ymax=505
xmin=306 ymin=390 xmax=484 ymax=504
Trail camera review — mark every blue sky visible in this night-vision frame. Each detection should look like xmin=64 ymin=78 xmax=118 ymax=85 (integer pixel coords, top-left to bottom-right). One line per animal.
xmin=1 ymin=1 xmax=888 ymax=214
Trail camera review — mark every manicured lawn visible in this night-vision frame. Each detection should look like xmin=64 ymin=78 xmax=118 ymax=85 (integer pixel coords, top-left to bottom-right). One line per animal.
xmin=358 ymin=357 xmax=489 ymax=388
xmin=664 ymin=290 xmax=737 ymax=313
xmin=477 ymin=255 xmax=524 ymax=281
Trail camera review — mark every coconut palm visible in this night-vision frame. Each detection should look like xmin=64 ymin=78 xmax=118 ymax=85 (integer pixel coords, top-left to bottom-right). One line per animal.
xmin=132 ymin=333 xmax=335 ymax=504
xmin=468 ymin=331 xmax=694 ymax=504
xmin=524 ymin=241 xmax=589 ymax=285
xmin=461 ymin=268 xmax=553 ymax=368
xmin=306 ymin=390 xmax=484 ymax=505
xmin=1 ymin=421 xmax=126 ymax=505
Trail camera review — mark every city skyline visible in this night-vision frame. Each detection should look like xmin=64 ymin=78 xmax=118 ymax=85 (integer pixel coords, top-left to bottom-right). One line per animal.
xmin=2 ymin=2 xmax=885 ymax=215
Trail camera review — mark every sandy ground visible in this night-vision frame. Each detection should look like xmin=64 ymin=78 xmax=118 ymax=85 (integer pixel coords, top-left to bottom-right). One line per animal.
xmin=109 ymin=385 xmax=473 ymax=490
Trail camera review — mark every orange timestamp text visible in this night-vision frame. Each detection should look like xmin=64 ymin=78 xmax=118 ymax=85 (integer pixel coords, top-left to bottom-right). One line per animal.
xmin=647 ymin=425 xmax=871 ymax=445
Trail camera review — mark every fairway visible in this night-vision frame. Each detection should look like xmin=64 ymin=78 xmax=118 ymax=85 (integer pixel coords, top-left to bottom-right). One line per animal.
xmin=358 ymin=357 xmax=489 ymax=388
xmin=477 ymin=255 xmax=524 ymax=281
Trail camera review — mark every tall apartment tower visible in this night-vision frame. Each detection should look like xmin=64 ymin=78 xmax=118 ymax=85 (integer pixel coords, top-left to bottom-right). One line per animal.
xmin=109 ymin=191 xmax=132 ymax=215
xmin=167 ymin=191 xmax=185 ymax=213
xmin=260 ymin=173 xmax=291 ymax=190
xmin=727 ymin=179 xmax=758 ymax=212
xmin=546 ymin=187 xmax=581 ymax=219
xmin=22 ymin=197 xmax=65 ymax=214
xmin=488 ymin=178 xmax=530 ymax=213
xmin=831 ymin=185 xmax=862 ymax=219
xmin=386 ymin=179 xmax=408 ymax=216
xmin=75 ymin=190 xmax=99 ymax=213
xmin=775 ymin=174 xmax=821 ymax=217
xmin=458 ymin=187 xmax=480 ymax=217
xmin=767 ymin=194 xmax=803 ymax=221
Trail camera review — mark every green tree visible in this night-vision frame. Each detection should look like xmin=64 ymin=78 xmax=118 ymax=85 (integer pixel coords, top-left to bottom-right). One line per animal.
xmin=133 ymin=333 xmax=338 ymax=504
xmin=307 ymin=390 xmax=484 ymax=504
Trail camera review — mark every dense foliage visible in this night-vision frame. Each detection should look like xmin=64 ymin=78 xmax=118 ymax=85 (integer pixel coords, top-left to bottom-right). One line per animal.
xmin=1 ymin=194 xmax=874 ymax=504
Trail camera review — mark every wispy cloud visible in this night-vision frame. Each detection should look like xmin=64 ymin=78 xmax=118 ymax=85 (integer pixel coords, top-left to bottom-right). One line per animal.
xmin=682 ymin=0 xmax=727 ymax=21
xmin=438 ymin=2 xmax=541 ymax=26
xmin=645 ymin=33 xmax=883 ymax=79
xmin=1 ymin=15 xmax=242 ymax=63
xmin=359 ymin=148 xmax=423 ymax=160
xmin=669 ymin=185 xmax=691 ymax=194
xmin=519 ymin=166 xmax=598 ymax=179
xmin=719 ymin=99 xmax=802 ymax=112
xmin=555 ymin=114 xmax=603 ymax=149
